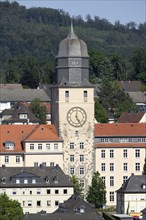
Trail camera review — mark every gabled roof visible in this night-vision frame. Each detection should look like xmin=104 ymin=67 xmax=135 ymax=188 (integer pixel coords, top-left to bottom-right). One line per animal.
xmin=117 ymin=112 xmax=145 ymax=123
xmin=0 ymin=89 xmax=50 ymax=102
xmin=0 ymin=165 xmax=73 ymax=188
xmin=0 ymin=124 xmax=61 ymax=153
xmin=128 ymin=91 xmax=146 ymax=103
xmin=117 ymin=174 xmax=146 ymax=193
xmin=1 ymin=102 xmax=40 ymax=123
xmin=118 ymin=81 xmax=142 ymax=92
xmin=0 ymin=84 xmax=23 ymax=89
xmin=94 ymin=123 xmax=146 ymax=137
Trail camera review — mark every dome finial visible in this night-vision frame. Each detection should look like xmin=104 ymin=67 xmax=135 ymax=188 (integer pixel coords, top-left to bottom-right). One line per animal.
xmin=67 ymin=19 xmax=78 ymax=39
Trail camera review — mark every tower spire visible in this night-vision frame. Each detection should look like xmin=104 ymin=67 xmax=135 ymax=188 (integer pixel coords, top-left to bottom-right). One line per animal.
xmin=67 ymin=19 xmax=78 ymax=39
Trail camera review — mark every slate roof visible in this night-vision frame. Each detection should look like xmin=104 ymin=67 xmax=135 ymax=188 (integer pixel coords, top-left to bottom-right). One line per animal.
xmin=0 ymin=165 xmax=73 ymax=188
xmin=0 ymin=84 xmax=23 ymax=89
xmin=118 ymin=81 xmax=142 ymax=92
xmin=141 ymin=208 xmax=146 ymax=213
xmin=117 ymin=174 xmax=146 ymax=193
xmin=128 ymin=91 xmax=146 ymax=103
xmin=0 ymin=89 xmax=50 ymax=102
xmin=22 ymin=196 xmax=101 ymax=220
xmin=94 ymin=123 xmax=146 ymax=137
xmin=117 ymin=112 xmax=145 ymax=123
xmin=55 ymin=77 xmax=94 ymax=88
xmin=0 ymin=124 xmax=62 ymax=153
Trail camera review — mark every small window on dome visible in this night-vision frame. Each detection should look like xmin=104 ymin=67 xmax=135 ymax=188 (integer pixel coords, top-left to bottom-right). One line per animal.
xmin=5 ymin=141 xmax=14 ymax=150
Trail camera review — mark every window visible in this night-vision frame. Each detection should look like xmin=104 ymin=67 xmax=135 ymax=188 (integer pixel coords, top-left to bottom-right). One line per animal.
xmin=38 ymin=144 xmax=42 ymax=150
xmin=50 ymin=162 xmax=54 ymax=167
xmin=123 ymin=163 xmax=128 ymax=171
xmin=84 ymin=91 xmax=87 ymax=102
xmin=80 ymin=155 xmax=84 ymax=162
xmin=23 ymin=201 xmax=25 ymax=206
xmin=110 ymin=150 xmax=114 ymax=158
xmin=110 ymin=163 xmax=114 ymax=172
xmin=70 ymin=142 xmax=74 ymax=149
xmin=75 ymin=131 xmax=79 ymax=136
xmin=30 ymin=144 xmax=34 ymax=150
xmin=46 ymin=143 xmax=50 ymax=150
xmin=37 ymin=201 xmax=41 ymax=207
xmin=123 ymin=149 xmax=128 ymax=158
xmin=12 ymin=189 xmax=17 ymax=195
xmin=101 ymin=176 xmax=106 ymax=185
xmin=55 ymin=190 xmax=59 ymax=194
xmin=123 ymin=176 xmax=128 ymax=183
xmin=5 ymin=156 xmax=9 ymax=163
xmin=47 ymin=200 xmax=51 ymax=206
xmin=30 ymin=191 xmax=32 ymax=194
xmin=135 ymin=149 xmax=140 ymax=158
xmin=27 ymin=201 xmax=32 ymax=207
xmin=16 ymin=156 xmax=20 ymax=163
xmin=101 ymin=163 xmax=106 ymax=172
xmin=101 ymin=150 xmax=105 ymax=158
xmin=55 ymin=201 xmax=59 ymax=206
xmin=110 ymin=176 xmax=114 ymax=186
xmin=24 ymin=179 xmax=28 ymax=184
xmin=47 ymin=189 xmax=51 ymax=194
xmin=80 ymin=168 xmax=85 ymax=175
xmin=80 ymin=179 xmax=85 ymax=188
xmin=5 ymin=142 xmax=14 ymax=150
xmin=16 ymin=179 xmax=20 ymax=184
xmin=37 ymin=189 xmax=41 ymax=194
xmin=135 ymin=163 xmax=140 ymax=171
xmin=54 ymin=143 xmax=58 ymax=151
xmin=64 ymin=189 xmax=67 ymax=194
xmin=110 ymin=192 xmax=114 ymax=202
xmin=65 ymin=91 xmax=69 ymax=102
xmin=80 ymin=142 xmax=84 ymax=149
xmin=70 ymin=155 xmax=74 ymax=162
xmin=19 ymin=114 xmax=27 ymax=119
xmin=70 ymin=167 xmax=75 ymax=175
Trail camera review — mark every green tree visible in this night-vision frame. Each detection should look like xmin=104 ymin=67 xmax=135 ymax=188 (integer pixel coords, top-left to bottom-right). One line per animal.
xmin=0 ymin=193 xmax=23 ymax=220
xmin=86 ymin=171 xmax=106 ymax=208
xmin=143 ymin=158 xmax=146 ymax=175
xmin=70 ymin=175 xmax=83 ymax=196
xmin=95 ymin=98 xmax=108 ymax=123
xmin=29 ymin=98 xmax=46 ymax=124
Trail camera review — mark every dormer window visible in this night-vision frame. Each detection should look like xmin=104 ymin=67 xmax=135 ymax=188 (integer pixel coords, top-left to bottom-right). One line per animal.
xmin=45 ymin=177 xmax=49 ymax=184
xmin=32 ymin=178 xmax=36 ymax=184
xmin=141 ymin=184 xmax=146 ymax=189
xmin=5 ymin=141 xmax=14 ymax=150
xmin=19 ymin=113 xmax=28 ymax=119
xmin=53 ymin=176 xmax=59 ymax=184
xmin=16 ymin=179 xmax=20 ymax=184
xmin=1 ymin=177 xmax=6 ymax=184
xmin=79 ymin=205 xmax=85 ymax=213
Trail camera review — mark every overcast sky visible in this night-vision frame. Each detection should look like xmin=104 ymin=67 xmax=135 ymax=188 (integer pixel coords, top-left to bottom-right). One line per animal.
xmin=7 ymin=0 xmax=146 ymax=25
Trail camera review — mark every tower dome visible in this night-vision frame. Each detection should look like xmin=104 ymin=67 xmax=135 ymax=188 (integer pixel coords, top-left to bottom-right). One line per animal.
xmin=56 ymin=23 xmax=90 ymax=85
xmin=57 ymin=23 xmax=89 ymax=58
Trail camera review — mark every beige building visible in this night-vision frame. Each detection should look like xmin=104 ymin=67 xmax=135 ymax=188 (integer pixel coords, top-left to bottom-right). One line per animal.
xmin=0 ymin=165 xmax=74 ymax=213
xmin=0 ymin=124 xmax=63 ymax=169
xmin=95 ymin=123 xmax=146 ymax=207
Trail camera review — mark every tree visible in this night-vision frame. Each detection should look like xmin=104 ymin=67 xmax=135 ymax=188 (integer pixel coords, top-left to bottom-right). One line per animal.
xmin=0 ymin=193 xmax=23 ymax=220
xmin=29 ymin=98 xmax=46 ymax=124
xmin=95 ymin=98 xmax=108 ymax=123
xmin=70 ymin=175 xmax=83 ymax=197
xmin=86 ymin=171 xmax=106 ymax=208
xmin=143 ymin=158 xmax=146 ymax=175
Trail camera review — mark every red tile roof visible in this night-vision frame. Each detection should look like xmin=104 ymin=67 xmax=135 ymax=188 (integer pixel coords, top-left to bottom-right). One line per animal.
xmin=95 ymin=123 xmax=146 ymax=137
xmin=0 ymin=124 xmax=61 ymax=153
xmin=117 ymin=112 xmax=145 ymax=123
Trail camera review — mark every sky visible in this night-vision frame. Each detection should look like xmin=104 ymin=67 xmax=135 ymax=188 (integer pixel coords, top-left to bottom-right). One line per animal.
xmin=7 ymin=0 xmax=146 ymax=25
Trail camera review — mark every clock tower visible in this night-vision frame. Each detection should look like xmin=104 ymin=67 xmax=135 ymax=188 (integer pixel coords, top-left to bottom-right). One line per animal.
xmin=51 ymin=24 xmax=95 ymax=193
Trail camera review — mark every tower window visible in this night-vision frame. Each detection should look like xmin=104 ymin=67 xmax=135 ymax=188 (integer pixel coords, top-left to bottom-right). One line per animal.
xmin=65 ymin=91 xmax=69 ymax=102
xmin=84 ymin=91 xmax=88 ymax=102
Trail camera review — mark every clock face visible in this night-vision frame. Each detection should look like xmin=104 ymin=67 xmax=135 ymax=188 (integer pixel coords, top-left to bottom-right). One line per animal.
xmin=67 ymin=107 xmax=87 ymax=127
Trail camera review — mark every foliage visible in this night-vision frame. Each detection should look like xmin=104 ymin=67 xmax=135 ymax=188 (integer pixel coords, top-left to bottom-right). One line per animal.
xmin=143 ymin=158 xmax=146 ymax=175
xmin=95 ymin=98 xmax=108 ymax=123
xmin=0 ymin=193 xmax=23 ymax=220
xmin=86 ymin=171 xmax=106 ymax=208
xmin=70 ymin=175 xmax=83 ymax=197
xmin=29 ymin=98 xmax=46 ymax=124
